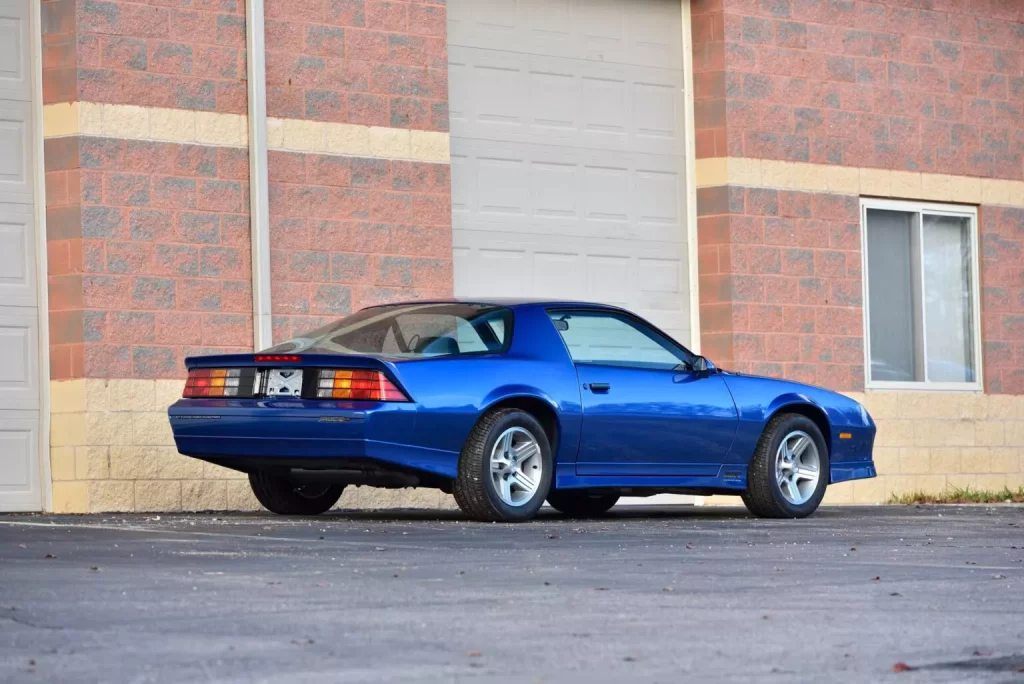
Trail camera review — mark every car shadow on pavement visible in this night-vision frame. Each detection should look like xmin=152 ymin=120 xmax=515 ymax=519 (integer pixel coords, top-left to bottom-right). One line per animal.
xmin=311 ymin=504 xmax=756 ymax=523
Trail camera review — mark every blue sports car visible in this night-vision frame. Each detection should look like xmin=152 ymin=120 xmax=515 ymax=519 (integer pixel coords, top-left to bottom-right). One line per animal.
xmin=168 ymin=300 xmax=876 ymax=521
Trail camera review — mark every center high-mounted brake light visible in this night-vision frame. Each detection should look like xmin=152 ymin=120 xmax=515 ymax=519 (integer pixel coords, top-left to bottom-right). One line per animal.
xmin=255 ymin=355 xmax=302 ymax=363
xmin=317 ymin=369 xmax=408 ymax=402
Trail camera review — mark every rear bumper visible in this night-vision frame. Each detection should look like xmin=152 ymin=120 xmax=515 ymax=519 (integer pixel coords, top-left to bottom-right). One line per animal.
xmin=168 ymin=398 xmax=459 ymax=479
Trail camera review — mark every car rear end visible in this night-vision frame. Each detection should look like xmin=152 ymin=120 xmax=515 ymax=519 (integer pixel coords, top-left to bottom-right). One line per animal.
xmin=168 ymin=352 xmax=418 ymax=472
xmin=168 ymin=302 xmax=515 ymax=484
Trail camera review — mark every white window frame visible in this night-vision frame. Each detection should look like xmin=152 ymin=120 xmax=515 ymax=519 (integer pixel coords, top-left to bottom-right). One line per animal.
xmin=860 ymin=198 xmax=983 ymax=392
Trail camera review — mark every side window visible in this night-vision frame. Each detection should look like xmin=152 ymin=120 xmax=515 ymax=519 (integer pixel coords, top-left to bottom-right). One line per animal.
xmin=548 ymin=311 xmax=691 ymax=370
xmin=862 ymin=200 xmax=981 ymax=388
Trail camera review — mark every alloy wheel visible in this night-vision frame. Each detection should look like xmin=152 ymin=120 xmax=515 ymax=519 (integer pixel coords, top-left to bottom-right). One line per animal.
xmin=774 ymin=430 xmax=821 ymax=505
xmin=489 ymin=427 xmax=543 ymax=507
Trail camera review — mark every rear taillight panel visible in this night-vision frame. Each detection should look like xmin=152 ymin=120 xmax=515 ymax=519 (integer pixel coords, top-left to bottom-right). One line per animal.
xmin=182 ymin=362 xmax=405 ymax=401
xmin=183 ymin=368 xmax=258 ymax=398
xmin=316 ymin=369 xmax=408 ymax=402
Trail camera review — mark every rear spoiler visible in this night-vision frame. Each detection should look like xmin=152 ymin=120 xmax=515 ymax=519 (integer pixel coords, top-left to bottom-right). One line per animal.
xmin=184 ymin=353 xmax=397 ymax=374
xmin=182 ymin=353 xmax=411 ymax=401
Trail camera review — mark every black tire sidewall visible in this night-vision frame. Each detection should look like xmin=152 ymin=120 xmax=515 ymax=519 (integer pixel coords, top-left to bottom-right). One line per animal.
xmin=547 ymin=490 xmax=619 ymax=517
xmin=477 ymin=411 xmax=553 ymax=521
xmin=763 ymin=415 xmax=829 ymax=517
xmin=249 ymin=471 xmax=344 ymax=515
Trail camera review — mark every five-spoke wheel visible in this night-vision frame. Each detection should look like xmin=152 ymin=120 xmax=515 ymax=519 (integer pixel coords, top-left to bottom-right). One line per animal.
xmin=454 ymin=409 xmax=553 ymax=522
xmin=742 ymin=413 xmax=829 ymax=518
xmin=489 ymin=427 xmax=543 ymax=507
xmin=774 ymin=430 xmax=821 ymax=506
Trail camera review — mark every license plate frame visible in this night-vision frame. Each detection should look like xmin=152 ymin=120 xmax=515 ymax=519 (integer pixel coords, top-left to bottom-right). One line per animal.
xmin=265 ymin=369 xmax=304 ymax=397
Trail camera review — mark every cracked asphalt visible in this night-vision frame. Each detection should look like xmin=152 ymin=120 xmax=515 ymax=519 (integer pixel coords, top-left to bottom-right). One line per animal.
xmin=1 ymin=505 xmax=1023 ymax=683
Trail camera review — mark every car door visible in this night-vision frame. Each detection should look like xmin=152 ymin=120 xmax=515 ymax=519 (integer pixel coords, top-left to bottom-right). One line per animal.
xmin=548 ymin=310 xmax=738 ymax=477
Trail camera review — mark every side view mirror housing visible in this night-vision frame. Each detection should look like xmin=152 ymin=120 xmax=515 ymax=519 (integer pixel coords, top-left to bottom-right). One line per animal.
xmin=692 ymin=356 xmax=715 ymax=374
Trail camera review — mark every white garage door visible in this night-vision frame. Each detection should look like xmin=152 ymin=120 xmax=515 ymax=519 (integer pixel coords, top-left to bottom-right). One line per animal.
xmin=0 ymin=0 xmax=42 ymax=512
xmin=448 ymin=0 xmax=692 ymax=345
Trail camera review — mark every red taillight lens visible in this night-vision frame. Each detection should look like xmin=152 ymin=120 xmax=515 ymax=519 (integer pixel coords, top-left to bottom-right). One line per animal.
xmin=183 ymin=368 xmax=257 ymax=398
xmin=316 ymin=369 xmax=408 ymax=402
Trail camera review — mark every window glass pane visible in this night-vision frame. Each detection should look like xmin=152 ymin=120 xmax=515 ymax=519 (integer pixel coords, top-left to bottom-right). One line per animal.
xmin=548 ymin=312 xmax=689 ymax=370
xmin=923 ymin=214 xmax=975 ymax=383
xmin=866 ymin=209 xmax=919 ymax=382
xmin=265 ymin=303 xmax=512 ymax=357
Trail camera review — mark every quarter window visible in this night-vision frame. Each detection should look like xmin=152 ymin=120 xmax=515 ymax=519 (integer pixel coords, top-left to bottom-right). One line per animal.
xmin=861 ymin=199 xmax=981 ymax=389
xmin=548 ymin=311 xmax=693 ymax=371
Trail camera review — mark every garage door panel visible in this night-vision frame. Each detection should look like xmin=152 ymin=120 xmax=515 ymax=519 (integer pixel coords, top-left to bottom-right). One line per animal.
xmin=0 ymin=413 xmax=41 ymax=512
xmin=449 ymin=0 xmax=682 ymax=69
xmin=0 ymin=204 xmax=37 ymax=307
xmin=450 ymin=0 xmax=691 ymax=354
xmin=0 ymin=102 xmax=33 ymax=203
xmin=449 ymin=46 xmax=683 ymax=156
xmin=0 ymin=0 xmax=29 ymax=102
xmin=0 ymin=308 xmax=39 ymax=411
xmin=455 ymin=244 xmax=690 ymax=343
xmin=0 ymin=0 xmax=40 ymax=512
xmin=455 ymin=234 xmax=691 ymax=344
xmin=452 ymin=138 xmax=685 ymax=244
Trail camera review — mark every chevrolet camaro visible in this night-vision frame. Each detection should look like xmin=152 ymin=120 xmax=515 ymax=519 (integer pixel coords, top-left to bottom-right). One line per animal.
xmin=168 ymin=300 xmax=877 ymax=522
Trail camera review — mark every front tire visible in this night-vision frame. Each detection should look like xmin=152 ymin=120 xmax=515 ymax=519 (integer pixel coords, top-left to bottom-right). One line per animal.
xmin=249 ymin=470 xmax=345 ymax=515
xmin=453 ymin=409 xmax=553 ymax=522
xmin=741 ymin=413 xmax=829 ymax=519
xmin=547 ymin=490 xmax=619 ymax=517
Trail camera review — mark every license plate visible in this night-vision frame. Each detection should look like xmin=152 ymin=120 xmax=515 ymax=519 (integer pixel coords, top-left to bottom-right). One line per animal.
xmin=265 ymin=369 xmax=303 ymax=397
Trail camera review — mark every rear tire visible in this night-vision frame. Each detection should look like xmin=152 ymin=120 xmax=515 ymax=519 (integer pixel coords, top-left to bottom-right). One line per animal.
xmin=547 ymin=490 xmax=619 ymax=517
xmin=741 ymin=413 xmax=829 ymax=519
xmin=248 ymin=470 xmax=345 ymax=515
xmin=453 ymin=409 xmax=553 ymax=522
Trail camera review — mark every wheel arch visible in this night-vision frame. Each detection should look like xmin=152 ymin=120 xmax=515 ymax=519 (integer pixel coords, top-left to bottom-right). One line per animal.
xmin=481 ymin=394 xmax=560 ymax=454
xmin=764 ymin=399 xmax=832 ymax=459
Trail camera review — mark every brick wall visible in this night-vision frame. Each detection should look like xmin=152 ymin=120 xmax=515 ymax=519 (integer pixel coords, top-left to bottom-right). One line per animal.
xmin=264 ymin=0 xmax=448 ymax=129
xmin=692 ymin=0 xmax=1023 ymax=178
xmin=981 ymin=205 xmax=1024 ymax=394
xmin=263 ymin=0 xmax=452 ymax=343
xmin=698 ymin=184 xmax=864 ymax=390
xmin=42 ymin=0 xmax=254 ymax=381
xmin=45 ymin=135 xmax=253 ymax=380
xmin=692 ymin=0 xmax=1024 ymax=396
xmin=52 ymin=0 xmax=248 ymax=113
xmin=41 ymin=0 xmax=454 ymax=512
xmin=268 ymin=152 xmax=452 ymax=341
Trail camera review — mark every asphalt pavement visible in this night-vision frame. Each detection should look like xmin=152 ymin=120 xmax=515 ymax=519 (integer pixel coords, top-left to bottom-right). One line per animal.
xmin=1 ymin=505 xmax=1023 ymax=683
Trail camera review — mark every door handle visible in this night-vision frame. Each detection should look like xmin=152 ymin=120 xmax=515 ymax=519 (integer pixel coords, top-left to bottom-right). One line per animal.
xmin=588 ymin=383 xmax=611 ymax=393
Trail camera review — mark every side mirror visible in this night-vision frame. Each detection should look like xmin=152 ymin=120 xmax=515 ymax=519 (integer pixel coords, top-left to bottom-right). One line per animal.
xmin=692 ymin=356 xmax=715 ymax=373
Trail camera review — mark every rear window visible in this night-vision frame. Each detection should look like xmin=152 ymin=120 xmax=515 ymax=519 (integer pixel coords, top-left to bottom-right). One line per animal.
xmin=266 ymin=303 xmax=513 ymax=358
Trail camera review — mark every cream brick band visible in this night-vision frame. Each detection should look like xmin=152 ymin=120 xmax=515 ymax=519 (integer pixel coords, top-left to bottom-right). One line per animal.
xmin=701 ymin=391 xmax=1024 ymax=507
xmin=49 ymin=378 xmax=457 ymax=513
xmin=50 ymin=380 xmax=1024 ymax=512
xmin=42 ymin=102 xmax=451 ymax=164
xmin=696 ymin=156 xmax=1023 ymax=207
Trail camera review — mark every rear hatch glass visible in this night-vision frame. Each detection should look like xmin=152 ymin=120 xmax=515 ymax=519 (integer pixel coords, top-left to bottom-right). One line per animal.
xmin=266 ymin=303 xmax=513 ymax=358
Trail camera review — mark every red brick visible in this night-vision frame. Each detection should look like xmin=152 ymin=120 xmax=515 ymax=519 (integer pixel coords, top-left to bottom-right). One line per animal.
xmin=107 ymin=312 xmax=157 ymax=344
xmin=152 ymin=177 xmax=197 ymax=209
xmin=201 ymin=314 xmax=251 ymax=346
xmin=197 ymin=180 xmax=243 ymax=212
xmin=407 ymin=4 xmax=445 ymax=37
xmin=83 ymin=345 xmax=133 ymax=378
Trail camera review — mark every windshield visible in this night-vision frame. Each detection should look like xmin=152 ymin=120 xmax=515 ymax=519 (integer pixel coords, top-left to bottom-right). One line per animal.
xmin=265 ymin=303 xmax=514 ymax=357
